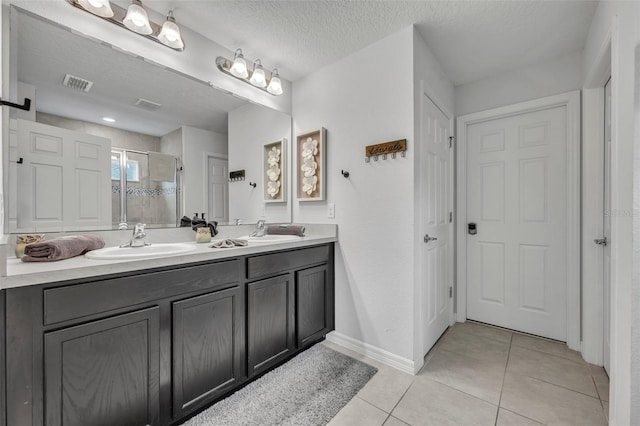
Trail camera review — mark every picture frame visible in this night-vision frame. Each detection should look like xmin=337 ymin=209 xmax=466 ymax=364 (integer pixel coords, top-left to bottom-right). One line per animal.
xmin=296 ymin=128 xmax=326 ymax=201
xmin=263 ymin=138 xmax=286 ymax=203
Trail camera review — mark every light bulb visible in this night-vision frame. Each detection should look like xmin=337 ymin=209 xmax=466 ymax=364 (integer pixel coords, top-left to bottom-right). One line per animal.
xmin=123 ymin=0 xmax=152 ymax=35
xmin=249 ymin=59 xmax=267 ymax=88
xmin=78 ymin=0 xmax=114 ymax=18
xmin=267 ymin=69 xmax=283 ymax=95
xmin=158 ymin=11 xmax=184 ymax=49
xmin=230 ymin=49 xmax=249 ymax=79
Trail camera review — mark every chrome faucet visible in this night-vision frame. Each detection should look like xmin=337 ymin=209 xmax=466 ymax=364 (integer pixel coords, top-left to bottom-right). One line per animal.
xmin=250 ymin=219 xmax=266 ymax=237
xmin=120 ymin=223 xmax=150 ymax=248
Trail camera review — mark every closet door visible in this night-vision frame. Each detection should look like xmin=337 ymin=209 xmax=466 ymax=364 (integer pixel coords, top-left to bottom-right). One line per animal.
xmin=16 ymin=119 xmax=111 ymax=232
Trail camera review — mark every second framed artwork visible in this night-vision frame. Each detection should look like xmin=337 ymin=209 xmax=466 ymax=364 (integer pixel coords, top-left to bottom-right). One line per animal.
xmin=263 ymin=138 xmax=287 ymax=203
xmin=296 ymin=127 xmax=326 ymax=201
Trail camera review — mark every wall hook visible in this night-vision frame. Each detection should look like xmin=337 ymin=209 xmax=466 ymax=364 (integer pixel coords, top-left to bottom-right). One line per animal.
xmin=341 ymin=170 xmax=350 ymax=178
xmin=249 ymin=182 xmax=257 ymax=188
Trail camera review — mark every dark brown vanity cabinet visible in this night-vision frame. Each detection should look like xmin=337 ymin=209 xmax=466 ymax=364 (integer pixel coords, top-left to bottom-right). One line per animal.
xmin=44 ymin=307 xmax=160 ymax=426
xmin=247 ymin=274 xmax=295 ymax=377
xmin=296 ymin=264 xmax=333 ymax=348
xmin=172 ymin=286 xmax=245 ymax=418
xmin=246 ymin=244 xmax=335 ymax=378
xmin=3 ymin=243 xmax=334 ymax=426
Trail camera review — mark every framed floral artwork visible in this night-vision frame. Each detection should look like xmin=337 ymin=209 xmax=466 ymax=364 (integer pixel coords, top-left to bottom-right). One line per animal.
xmin=263 ymin=139 xmax=286 ymax=202
xmin=296 ymin=128 xmax=326 ymax=201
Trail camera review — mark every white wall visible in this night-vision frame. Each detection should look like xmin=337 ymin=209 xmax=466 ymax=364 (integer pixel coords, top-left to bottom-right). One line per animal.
xmin=293 ymin=26 xmax=444 ymax=369
xmin=633 ymin=40 xmax=640 ymax=425
xmin=455 ymin=51 xmax=583 ymax=116
xmin=181 ymin=126 xmax=226 ymax=220
xmin=581 ymin=2 xmax=640 ymax=425
xmin=228 ymin=103 xmax=292 ymax=224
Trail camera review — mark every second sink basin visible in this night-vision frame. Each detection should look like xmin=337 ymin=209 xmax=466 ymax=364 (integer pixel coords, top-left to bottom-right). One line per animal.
xmin=238 ymin=235 xmax=302 ymax=244
xmin=85 ymin=243 xmax=197 ymax=260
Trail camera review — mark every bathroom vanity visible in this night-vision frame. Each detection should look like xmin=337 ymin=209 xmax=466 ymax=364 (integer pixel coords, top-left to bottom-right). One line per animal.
xmin=2 ymin=240 xmax=335 ymax=426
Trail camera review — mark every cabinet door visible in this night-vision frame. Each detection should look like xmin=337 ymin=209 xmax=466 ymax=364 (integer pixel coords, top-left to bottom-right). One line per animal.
xmin=247 ymin=274 xmax=295 ymax=377
xmin=296 ymin=264 xmax=333 ymax=347
xmin=172 ymin=286 xmax=244 ymax=418
xmin=44 ymin=307 xmax=160 ymax=426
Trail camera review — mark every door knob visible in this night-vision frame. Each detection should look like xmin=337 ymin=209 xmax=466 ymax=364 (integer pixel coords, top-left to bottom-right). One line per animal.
xmin=424 ymin=234 xmax=438 ymax=243
xmin=594 ymin=237 xmax=608 ymax=246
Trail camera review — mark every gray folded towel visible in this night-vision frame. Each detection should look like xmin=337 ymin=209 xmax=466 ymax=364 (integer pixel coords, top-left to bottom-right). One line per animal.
xmin=21 ymin=235 xmax=105 ymax=262
xmin=266 ymin=224 xmax=306 ymax=236
xmin=209 ymin=239 xmax=248 ymax=249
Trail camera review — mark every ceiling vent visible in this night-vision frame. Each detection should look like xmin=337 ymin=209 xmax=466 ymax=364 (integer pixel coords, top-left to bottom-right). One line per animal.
xmin=135 ymin=98 xmax=162 ymax=111
xmin=62 ymin=74 xmax=93 ymax=92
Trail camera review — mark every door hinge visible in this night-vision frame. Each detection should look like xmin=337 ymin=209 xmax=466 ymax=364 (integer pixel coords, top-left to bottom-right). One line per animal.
xmin=449 ymin=287 xmax=453 ymax=298
xmin=449 ymin=136 xmax=454 ymax=148
xmin=449 ymin=211 xmax=453 ymax=223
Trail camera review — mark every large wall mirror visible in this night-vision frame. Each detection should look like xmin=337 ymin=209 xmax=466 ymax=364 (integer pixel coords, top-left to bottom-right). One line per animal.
xmin=5 ymin=6 xmax=292 ymax=233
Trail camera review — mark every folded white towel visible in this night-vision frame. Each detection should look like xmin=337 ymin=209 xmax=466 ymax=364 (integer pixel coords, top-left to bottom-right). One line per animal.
xmin=210 ymin=239 xmax=248 ymax=248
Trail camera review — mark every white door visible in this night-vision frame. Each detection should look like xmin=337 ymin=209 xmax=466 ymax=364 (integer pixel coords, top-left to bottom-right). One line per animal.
xmin=603 ymin=77 xmax=612 ymax=374
xmin=15 ymin=119 xmax=111 ymax=232
xmin=421 ymin=93 xmax=454 ymax=355
xmin=466 ymin=106 xmax=568 ymax=341
xmin=208 ymin=155 xmax=229 ymax=224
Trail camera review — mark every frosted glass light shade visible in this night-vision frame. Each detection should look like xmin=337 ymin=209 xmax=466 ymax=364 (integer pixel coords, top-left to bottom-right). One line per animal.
xmin=249 ymin=60 xmax=267 ymax=88
xmin=78 ymin=0 xmax=114 ymax=17
xmin=123 ymin=0 xmax=152 ymax=35
xmin=230 ymin=49 xmax=249 ymax=78
xmin=158 ymin=13 xmax=184 ymax=49
xmin=267 ymin=69 xmax=283 ymax=95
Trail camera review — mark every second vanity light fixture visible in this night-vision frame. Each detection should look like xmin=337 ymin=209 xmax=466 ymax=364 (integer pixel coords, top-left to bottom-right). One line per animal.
xmin=216 ymin=49 xmax=283 ymax=96
xmin=69 ymin=0 xmax=185 ymax=51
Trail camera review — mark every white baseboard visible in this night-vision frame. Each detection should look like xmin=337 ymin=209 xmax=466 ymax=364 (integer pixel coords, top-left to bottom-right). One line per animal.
xmin=326 ymin=331 xmax=417 ymax=375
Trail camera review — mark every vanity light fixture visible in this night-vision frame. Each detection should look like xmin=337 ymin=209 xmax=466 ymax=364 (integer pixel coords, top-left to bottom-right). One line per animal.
xmin=267 ymin=69 xmax=283 ymax=95
xmin=230 ymin=49 xmax=249 ymax=78
xmin=249 ymin=59 xmax=267 ymax=88
xmin=216 ymin=51 xmax=284 ymax=96
xmin=157 ymin=11 xmax=184 ymax=50
xmin=68 ymin=0 xmax=185 ymax=51
xmin=77 ymin=0 xmax=114 ymax=18
xmin=123 ymin=0 xmax=152 ymax=35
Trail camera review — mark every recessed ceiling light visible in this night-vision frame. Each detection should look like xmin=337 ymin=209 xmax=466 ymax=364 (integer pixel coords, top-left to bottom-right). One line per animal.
xmin=102 ymin=116 xmax=116 ymax=123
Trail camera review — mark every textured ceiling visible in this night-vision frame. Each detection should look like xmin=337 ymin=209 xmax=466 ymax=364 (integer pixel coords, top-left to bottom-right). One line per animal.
xmin=137 ymin=0 xmax=598 ymax=85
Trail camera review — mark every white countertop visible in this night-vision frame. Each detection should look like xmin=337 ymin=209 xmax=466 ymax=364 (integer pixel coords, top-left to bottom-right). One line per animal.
xmin=1 ymin=225 xmax=337 ymax=290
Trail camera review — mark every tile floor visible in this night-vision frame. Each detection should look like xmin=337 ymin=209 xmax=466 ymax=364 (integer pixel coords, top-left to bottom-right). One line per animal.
xmin=325 ymin=321 xmax=609 ymax=426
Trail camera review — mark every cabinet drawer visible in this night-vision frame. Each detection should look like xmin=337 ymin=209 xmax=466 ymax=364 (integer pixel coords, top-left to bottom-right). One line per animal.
xmin=44 ymin=259 xmax=241 ymax=325
xmin=247 ymin=245 xmax=329 ymax=279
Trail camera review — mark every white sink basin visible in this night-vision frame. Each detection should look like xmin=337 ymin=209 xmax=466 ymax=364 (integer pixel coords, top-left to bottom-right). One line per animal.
xmin=85 ymin=243 xmax=197 ymax=260
xmin=238 ymin=235 xmax=302 ymax=244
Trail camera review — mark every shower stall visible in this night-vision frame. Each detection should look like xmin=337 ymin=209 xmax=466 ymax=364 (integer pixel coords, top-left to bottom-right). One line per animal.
xmin=111 ymin=148 xmax=180 ymax=228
